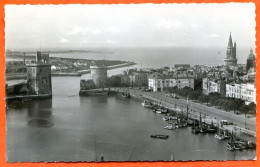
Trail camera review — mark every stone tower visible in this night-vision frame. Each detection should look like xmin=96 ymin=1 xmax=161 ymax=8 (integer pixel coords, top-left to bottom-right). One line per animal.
xmin=246 ymin=48 xmax=255 ymax=72
xmin=224 ymin=33 xmax=237 ymax=66
xmin=27 ymin=51 xmax=52 ymax=96
xmin=90 ymin=64 xmax=108 ymax=88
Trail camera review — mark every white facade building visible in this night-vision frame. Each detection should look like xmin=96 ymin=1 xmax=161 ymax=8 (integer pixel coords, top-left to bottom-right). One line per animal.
xmin=129 ymin=72 xmax=148 ymax=87
xmin=226 ymin=83 xmax=256 ymax=104
xmin=148 ymin=77 xmax=194 ymax=92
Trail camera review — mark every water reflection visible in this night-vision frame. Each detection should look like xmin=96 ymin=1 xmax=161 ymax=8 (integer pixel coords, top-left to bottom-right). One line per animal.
xmin=80 ymin=96 xmax=108 ymax=104
xmin=27 ymin=99 xmax=53 ymax=128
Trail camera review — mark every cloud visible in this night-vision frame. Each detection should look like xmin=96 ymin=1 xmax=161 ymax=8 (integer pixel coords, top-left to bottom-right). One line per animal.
xmin=156 ymin=19 xmax=183 ymax=29
xmin=60 ymin=38 xmax=69 ymax=43
xmin=105 ymin=26 xmax=120 ymax=33
xmin=192 ymin=24 xmax=199 ymax=28
xmin=210 ymin=33 xmax=219 ymax=38
xmin=81 ymin=39 xmax=118 ymax=43
xmin=67 ymin=26 xmax=100 ymax=35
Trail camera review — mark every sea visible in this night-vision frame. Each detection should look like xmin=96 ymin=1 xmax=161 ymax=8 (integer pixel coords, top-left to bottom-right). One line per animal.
xmin=6 ymin=47 xmax=251 ymax=68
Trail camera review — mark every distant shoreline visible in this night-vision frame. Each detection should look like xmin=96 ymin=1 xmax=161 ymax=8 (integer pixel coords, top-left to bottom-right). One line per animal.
xmin=6 ymin=61 xmax=136 ymax=80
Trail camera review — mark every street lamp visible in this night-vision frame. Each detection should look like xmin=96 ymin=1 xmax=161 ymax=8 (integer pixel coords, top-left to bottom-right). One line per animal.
xmin=186 ymin=97 xmax=189 ymax=118
xmin=245 ymin=110 xmax=247 ymax=129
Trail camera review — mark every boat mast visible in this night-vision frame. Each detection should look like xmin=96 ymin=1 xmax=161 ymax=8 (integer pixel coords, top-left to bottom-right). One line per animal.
xmin=199 ymin=112 xmax=202 ymax=128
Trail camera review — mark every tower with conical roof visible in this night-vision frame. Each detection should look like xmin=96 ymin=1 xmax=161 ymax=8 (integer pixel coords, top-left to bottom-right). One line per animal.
xmin=224 ymin=33 xmax=237 ymax=66
xmin=246 ymin=48 xmax=256 ymax=72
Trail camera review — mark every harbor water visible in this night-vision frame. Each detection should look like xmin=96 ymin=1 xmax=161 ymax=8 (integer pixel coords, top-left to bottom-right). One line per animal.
xmin=6 ymin=74 xmax=256 ymax=162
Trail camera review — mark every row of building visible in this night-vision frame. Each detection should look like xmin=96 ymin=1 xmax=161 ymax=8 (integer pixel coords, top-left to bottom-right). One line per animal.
xmin=80 ymin=33 xmax=256 ymax=104
xmin=202 ymin=33 xmax=256 ymax=104
xmin=202 ymin=78 xmax=256 ymax=104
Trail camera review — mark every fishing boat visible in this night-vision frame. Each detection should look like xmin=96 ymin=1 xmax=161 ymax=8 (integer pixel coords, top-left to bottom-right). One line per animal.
xmin=207 ymin=121 xmax=218 ymax=133
xmin=247 ymin=141 xmax=256 ymax=149
xmin=156 ymin=109 xmax=162 ymax=114
xmin=234 ymin=143 xmax=242 ymax=150
xmin=174 ymin=122 xmax=182 ymax=128
xmin=214 ymin=132 xmax=225 ymax=140
xmin=121 ymin=91 xmax=130 ymax=98
xmin=170 ymin=116 xmax=177 ymax=120
xmin=223 ymin=131 xmax=231 ymax=139
xmin=226 ymin=143 xmax=235 ymax=151
xmin=187 ymin=119 xmax=194 ymax=126
xmin=191 ymin=127 xmax=200 ymax=134
xmin=199 ymin=127 xmax=208 ymax=133
xmin=181 ymin=122 xmax=188 ymax=127
xmin=142 ymin=100 xmax=154 ymax=108
xmin=191 ymin=117 xmax=200 ymax=134
xmin=163 ymin=116 xmax=177 ymax=121
xmin=207 ymin=127 xmax=218 ymax=133
xmin=238 ymin=141 xmax=248 ymax=149
xmin=164 ymin=124 xmax=176 ymax=130
xmin=163 ymin=116 xmax=170 ymax=121
xmin=226 ymin=131 xmax=241 ymax=151
xmin=150 ymin=135 xmax=169 ymax=139
xmin=161 ymin=109 xmax=168 ymax=114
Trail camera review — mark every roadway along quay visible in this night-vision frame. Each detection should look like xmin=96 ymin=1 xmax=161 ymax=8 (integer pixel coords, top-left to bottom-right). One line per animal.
xmin=124 ymin=88 xmax=256 ymax=136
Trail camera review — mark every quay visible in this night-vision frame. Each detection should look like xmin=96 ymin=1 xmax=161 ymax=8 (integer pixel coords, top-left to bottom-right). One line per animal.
xmin=5 ymin=94 xmax=52 ymax=103
xmin=112 ymin=87 xmax=256 ymax=144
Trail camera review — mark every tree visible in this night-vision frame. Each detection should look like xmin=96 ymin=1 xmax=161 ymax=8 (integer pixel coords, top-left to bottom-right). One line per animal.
xmin=240 ymin=104 xmax=249 ymax=114
xmin=188 ymin=91 xmax=201 ymax=101
xmin=248 ymin=102 xmax=256 ymax=114
xmin=198 ymin=95 xmax=210 ymax=105
xmin=233 ymin=99 xmax=244 ymax=113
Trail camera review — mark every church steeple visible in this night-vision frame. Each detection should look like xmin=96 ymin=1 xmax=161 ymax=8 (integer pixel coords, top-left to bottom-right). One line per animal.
xmin=224 ymin=32 xmax=237 ymax=66
xmin=227 ymin=32 xmax=233 ymax=49
xmin=250 ymin=48 xmax=253 ymax=54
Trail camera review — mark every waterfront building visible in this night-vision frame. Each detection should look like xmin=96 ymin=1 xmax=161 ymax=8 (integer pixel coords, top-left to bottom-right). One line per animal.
xmin=224 ymin=33 xmax=237 ymax=66
xmin=26 ymin=51 xmax=52 ymax=96
xmin=226 ymin=82 xmax=256 ymax=104
xmin=149 ymin=76 xmax=194 ymax=91
xmin=202 ymin=77 xmax=226 ymax=96
xmin=90 ymin=64 xmax=108 ymax=88
xmin=129 ymin=72 xmax=148 ymax=87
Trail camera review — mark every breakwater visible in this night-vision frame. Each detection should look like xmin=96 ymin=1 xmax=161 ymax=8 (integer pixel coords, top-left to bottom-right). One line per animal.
xmin=77 ymin=61 xmax=136 ymax=75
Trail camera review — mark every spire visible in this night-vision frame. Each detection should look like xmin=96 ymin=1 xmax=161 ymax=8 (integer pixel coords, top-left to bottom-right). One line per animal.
xmin=228 ymin=32 xmax=233 ymax=48
xmin=250 ymin=48 xmax=253 ymax=54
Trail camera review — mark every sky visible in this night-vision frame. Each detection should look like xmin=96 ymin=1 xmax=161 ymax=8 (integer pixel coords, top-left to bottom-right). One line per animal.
xmin=5 ymin=3 xmax=256 ymax=50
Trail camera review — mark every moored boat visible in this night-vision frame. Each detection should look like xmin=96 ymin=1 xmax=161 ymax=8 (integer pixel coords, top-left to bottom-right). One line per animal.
xmin=142 ymin=100 xmax=154 ymax=108
xmin=156 ymin=109 xmax=162 ymax=114
xmin=207 ymin=127 xmax=218 ymax=133
xmin=164 ymin=124 xmax=176 ymax=130
xmin=150 ymin=134 xmax=169 ymax=139
xmin=227 ymin=143 xmax=235 ymax=151
xmin=199 ymin=128 xmax=208 ymax=133
xmin=121 ymin=91 xmax=130 ymax=98
xmin=191 ymin=127 xmax=200 ymax=134
xmin=214 ymin=133 xmax=225 ymax=140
